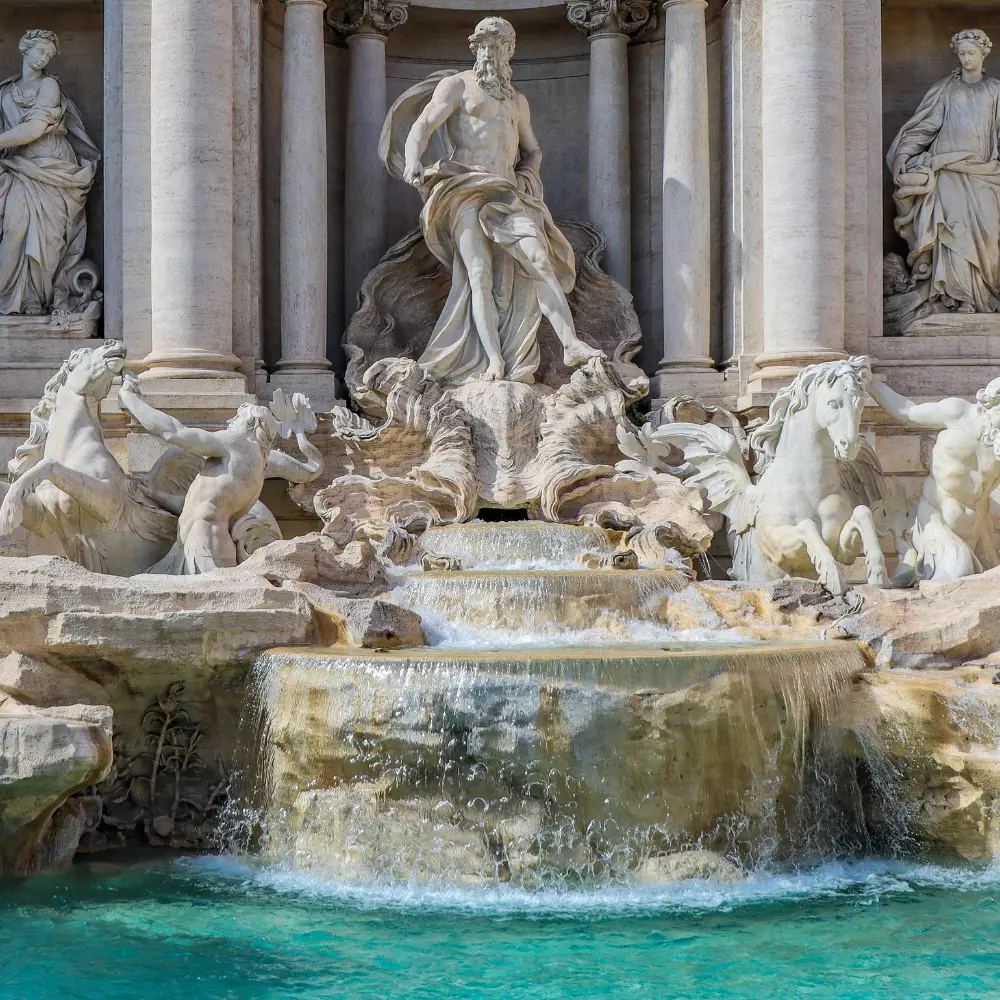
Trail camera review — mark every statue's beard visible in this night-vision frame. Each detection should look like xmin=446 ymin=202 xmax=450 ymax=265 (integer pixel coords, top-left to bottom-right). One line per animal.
xmin=474 ymin=47 xmax=514 ymax=101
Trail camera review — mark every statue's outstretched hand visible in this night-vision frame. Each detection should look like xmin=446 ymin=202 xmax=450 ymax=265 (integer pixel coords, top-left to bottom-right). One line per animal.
xmin=120 ymin=371 xmax=142 ymax=397
xmin=270 ymin=388 xmax=317 ymax=439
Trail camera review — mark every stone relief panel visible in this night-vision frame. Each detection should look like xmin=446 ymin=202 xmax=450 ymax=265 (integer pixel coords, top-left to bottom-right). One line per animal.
xmin=0 ymin=30 xmax=101 ymax=337
xmin=884 ymin=29 xmax=1000 ymax=336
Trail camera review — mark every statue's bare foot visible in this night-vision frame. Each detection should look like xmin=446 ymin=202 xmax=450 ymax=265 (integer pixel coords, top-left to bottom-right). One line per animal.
xmin=957 ymin=302 xmax=976 ymax=314
xmin=563 ymin=339 xmax=605 ymax=367
xmin=480 ymin=360 xmax=505 ymax=381
xmin=23 ymin=303 xmax=45 ymax=317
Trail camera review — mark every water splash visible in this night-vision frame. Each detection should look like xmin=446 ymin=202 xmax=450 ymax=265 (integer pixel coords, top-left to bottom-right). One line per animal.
xmin=229 ymin=641 xmax=877 ymax=886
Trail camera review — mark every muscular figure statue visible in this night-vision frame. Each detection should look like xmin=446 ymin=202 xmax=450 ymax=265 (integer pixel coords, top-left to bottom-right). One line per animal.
xmin=379 ymin=16 xmax=603 ymax=386
xmin=870 ymin=377 xmax=1000 ymax=584
xmin=119 ymin=379 xmax=323 ymax=574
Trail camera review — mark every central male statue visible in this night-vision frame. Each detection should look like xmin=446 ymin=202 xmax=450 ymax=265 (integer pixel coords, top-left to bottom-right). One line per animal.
xmin=379 ymin=16 xmax=603 ymax=386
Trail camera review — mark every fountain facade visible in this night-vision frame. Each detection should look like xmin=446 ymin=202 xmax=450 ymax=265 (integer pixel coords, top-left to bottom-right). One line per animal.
xmin=0 ymin=8 xmax=998 ymax=893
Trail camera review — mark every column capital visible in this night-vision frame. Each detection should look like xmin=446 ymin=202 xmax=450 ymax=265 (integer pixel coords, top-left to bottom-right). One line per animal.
xmin=567 ymin=0 xmax=653 ymax=38
xmin=662 ymin=0 xmax=708 ymax=9
xmin=326 ymin=0 xmax=409 ymax=38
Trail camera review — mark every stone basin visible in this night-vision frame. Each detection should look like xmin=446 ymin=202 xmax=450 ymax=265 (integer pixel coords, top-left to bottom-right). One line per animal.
xmin=247 ymin=640 xmax=871 ymax=884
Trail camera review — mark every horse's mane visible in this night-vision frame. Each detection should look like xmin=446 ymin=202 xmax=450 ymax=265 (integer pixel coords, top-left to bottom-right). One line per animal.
xmin=8 ymin=357 xmax=75 ymax=481
xmin=749 ymin=357 xmax=870 ymax=475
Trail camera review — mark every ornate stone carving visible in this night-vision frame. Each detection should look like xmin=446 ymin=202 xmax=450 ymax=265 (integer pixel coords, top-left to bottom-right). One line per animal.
xmin=325 ymin=0 xmax=409 ymax=36
xmin=566 ymin=0 xmax=653 ymax=36
xmin=294 ymin=353 xmax=712 ymax=564
xmin=0 ymin=343 xmax=312 ymax=577
xmin=654 ymin=357 xmax=889 ymax=594
xmin=0 ymin=30 xmax=101 ymax=320
xmin=117 ymin=383 xmax=323 ymax=574
xmin=886 ymin=29 xmax=1000 ymax=328
xmin=869 ymin=376 xmax=1000 ymax=585
xmin=382 ymin=16 xmax=604 ymax=386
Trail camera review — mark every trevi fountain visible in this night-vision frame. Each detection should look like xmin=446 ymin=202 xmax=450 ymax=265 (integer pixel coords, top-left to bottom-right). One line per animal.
xmin=0 ymin=3 xmax=1000 ymax=998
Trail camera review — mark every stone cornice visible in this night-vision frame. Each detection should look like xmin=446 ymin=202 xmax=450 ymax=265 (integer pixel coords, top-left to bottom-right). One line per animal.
xmin=566 ymin=0 xmax=653 ymax=37
xmin=326 ymin=0 xmax=410 ymax=37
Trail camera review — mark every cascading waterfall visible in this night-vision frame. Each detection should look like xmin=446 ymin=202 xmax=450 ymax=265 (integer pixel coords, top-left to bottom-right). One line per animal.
xmin=227 ymin=523 xmax=920 ymax=886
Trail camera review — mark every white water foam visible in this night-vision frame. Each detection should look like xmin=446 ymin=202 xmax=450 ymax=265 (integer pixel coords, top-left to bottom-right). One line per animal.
xmin=416 ymin=611 xmax=759 ymax=649
xmin=180 ymin=855 xmax=1000 ymax=919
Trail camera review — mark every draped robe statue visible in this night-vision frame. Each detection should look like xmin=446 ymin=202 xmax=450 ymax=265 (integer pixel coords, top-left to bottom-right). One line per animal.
xmin=0 ymin=30 xmax=99 ymax=317
xmin=887 ymin=29 xmax=1000 ymax=314
xmin=378 ymin=16 xmax=602 ymax=387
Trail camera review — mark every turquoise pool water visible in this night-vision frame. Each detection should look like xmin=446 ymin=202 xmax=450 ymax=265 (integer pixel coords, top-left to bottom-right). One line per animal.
xmin=3 ymin=854 xmax=999 ymax=999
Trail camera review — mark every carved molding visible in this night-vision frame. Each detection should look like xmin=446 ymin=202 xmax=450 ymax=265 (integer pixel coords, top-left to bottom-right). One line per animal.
xmin=326 ymin=0 xmax=410 ymax=37
xmin=566 ymin=0 xmax=653 ymax=37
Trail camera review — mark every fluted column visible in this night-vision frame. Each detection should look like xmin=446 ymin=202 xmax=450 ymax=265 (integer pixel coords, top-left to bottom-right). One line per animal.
xmin=568 ymin=1 xmax=651 ymax=290
xmin=751 ymin=0 xmax=846 ymax=386
xmin=653 ymin=0 xmax=716 ymax=396
xmin=329 ymin=0 xmax=409 ymax=326
xmin=144 ymin=0 xmax=242 ymax=382
xmin=275 ymin=0 xmax=334 ymax=387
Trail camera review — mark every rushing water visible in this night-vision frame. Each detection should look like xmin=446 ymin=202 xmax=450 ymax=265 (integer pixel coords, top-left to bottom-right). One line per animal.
xmin=4 ymin=852 xmax=1000 ymax=999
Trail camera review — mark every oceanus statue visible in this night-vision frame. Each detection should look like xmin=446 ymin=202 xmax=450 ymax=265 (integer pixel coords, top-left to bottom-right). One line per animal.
xmin=654 ymin=357 xmax=888 ymax=594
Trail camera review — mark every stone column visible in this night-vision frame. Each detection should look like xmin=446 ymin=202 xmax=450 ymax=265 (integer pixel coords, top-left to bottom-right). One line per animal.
xmin=234 ymin=0 xmax=266 ymax=395
xmin=143 ymin=0 xmax=243 ymax=386
xmin=568 ymin=1 xmax=652 ymax=290
xmin=104 ymin=0 xmax=152 ymax=364
xmin=273 ymin=0 xmax=338 ymax=406
xmin=329 ymin=1 xmax=410 ymax=327
xmin=653 ymin=0 xmax=722 ymax=400
xmin=750 ymin=0 xmax=846 ymax=388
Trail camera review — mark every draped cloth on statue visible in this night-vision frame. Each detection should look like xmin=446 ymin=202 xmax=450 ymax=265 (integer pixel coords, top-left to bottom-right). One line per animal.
xmin=887 ymin=73 xmax=1000 ymax=311
xmin=379 ymin=71 xmax=576 ymax=386
xmin=0 ymin=77 xmax=99 ymax=315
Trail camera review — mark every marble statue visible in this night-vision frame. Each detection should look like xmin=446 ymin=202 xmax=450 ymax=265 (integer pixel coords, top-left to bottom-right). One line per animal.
xmin=655 ymin=357 xmax=888 ymax=594
xmin=869 ymin=377 xmax=1000 ymax=584
xmin=887 ymin=29 xmax=1000 ymax=317
xmin=379 ymin=16 xmax=603 ymax=386
xmin=118 ymin=381 xmax=323 ymax=574
xmin=0 ymin=340 xmax=196 ymax=575
xmin=0 ymin=30 xmax=100 ymax=317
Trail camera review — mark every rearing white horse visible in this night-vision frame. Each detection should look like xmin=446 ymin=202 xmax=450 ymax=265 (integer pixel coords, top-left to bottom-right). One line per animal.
xmin=0 ymin=340 xmax=198 ymax=575
xmin=655 ymin=357 xmax=887 ymax=594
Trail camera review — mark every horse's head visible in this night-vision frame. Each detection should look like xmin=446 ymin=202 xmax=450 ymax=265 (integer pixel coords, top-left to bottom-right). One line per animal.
xmin=810 ymin=357 xmax=871 ymax=461
xmin=750 ymin=356 xmax=871 ymax=473
xmin=62 ymin=339 xmax=127 ymax=401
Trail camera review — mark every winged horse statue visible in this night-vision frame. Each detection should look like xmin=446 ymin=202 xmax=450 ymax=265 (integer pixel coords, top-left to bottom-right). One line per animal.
xmin=652 ymin=356 xmax=888 ymax=594
xmin=0 ymin=340 xmax=203 ymax=576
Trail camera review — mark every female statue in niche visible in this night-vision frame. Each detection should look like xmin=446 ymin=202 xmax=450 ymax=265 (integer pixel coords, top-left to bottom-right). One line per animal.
xmin=0 ymin=30 xmax=99 ymax=316
xmin=887 ymin=29 xmax=1000 ymax=314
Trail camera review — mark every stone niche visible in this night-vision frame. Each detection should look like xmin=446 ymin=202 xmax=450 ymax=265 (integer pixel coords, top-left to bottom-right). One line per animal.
xmin=879 ymin=3 xmax=1000 ymax=395
xmin=0 ymin=3 xmax=104 ymax=399
xmin=258 ymin=0 xmax=728 ymax=379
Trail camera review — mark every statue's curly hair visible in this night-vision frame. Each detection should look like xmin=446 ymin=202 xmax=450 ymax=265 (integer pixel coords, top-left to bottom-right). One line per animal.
xmin=951 ymin=28 xmax=992 ymax=57
xmin=19 ymin=29 xmax=59 ymax=57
